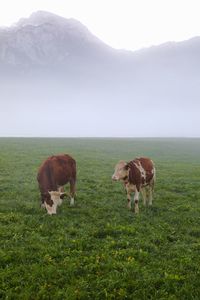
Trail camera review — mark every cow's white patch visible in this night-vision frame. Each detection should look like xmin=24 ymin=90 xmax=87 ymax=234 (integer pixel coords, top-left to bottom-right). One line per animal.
xmin=45 ymin=202 xmax=57 ymax=215
xmin=49 ymin=191 xmax=63 ymax=203
xmin=134 ymin=161 xmax=146 ymax=183
xmin=46 ymin=191 xmax=65 ymax=214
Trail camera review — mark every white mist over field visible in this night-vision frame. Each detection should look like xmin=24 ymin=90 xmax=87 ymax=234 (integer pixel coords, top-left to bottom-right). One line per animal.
xmin=1 ymin=79 xmax=199 ymax=137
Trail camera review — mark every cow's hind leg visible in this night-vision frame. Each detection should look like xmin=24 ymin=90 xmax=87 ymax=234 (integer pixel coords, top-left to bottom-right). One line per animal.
xmin=148 ymin=186 xmax=153 ymax=206
xmin=141 ymin=187 xmax=147 ymax=206
xmin=148 ymin=179 xmax=154 ymax=206
xmin=69 ymin=180 xmax=76 ymax=206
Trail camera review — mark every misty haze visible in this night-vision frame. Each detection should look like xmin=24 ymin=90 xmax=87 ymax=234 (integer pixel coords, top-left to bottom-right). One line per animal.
xmin=0 ymin=11 xmax=200 ymax=137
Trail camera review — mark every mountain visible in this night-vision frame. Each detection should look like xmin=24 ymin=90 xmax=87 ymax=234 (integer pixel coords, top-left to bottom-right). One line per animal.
xmin=0 ymin=11 xmax=118 ymax=75
xmin=0 ymin=11 xmax=199 ymax=137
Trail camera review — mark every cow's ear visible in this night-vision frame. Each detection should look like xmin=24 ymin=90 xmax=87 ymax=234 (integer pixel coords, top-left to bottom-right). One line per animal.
xmin=60 ymin=192 xmax=67 ymax=199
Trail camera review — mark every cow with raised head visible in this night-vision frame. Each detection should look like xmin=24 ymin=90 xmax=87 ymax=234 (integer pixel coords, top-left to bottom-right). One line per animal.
xmin=112 ymin=157 xmax=155 ymax=213
xmin=37 ymin=154 xmax=76 ymax=215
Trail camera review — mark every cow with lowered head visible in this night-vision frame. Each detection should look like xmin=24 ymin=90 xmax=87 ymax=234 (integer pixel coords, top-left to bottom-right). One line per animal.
xmin=112 ymin=157 xmax=155 ymax=213
xmin=37 ymin=154 xmax=76 ymax=215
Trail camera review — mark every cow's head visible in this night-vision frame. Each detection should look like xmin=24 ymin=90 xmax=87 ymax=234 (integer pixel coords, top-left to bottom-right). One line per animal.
xmin=112 ymin=160 xmax=129 ymax=181
xmin=44 ymin=191 xmax=67 ymax=215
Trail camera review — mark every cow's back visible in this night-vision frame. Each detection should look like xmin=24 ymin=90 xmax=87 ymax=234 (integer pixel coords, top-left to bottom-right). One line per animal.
xmin=48 ymin=154 xmax=76 ymax=186
xmin=136 ymin=157 xmax=154 ymax=182
xmin=128 ymin=157 xmax=155 ymax=188
xmin=37 ymin=154 xmax=76 ymax=192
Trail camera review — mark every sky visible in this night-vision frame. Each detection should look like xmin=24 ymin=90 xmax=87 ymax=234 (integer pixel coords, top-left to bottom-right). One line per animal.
xmin=0 ymin=0 xmax=200 ymax=51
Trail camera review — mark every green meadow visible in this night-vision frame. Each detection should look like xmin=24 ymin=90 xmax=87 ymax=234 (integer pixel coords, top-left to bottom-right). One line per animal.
xmin=0 ymin=138 xmax=200 ymax=299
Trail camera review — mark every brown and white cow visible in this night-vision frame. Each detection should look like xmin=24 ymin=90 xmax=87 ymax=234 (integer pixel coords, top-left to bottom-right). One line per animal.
xmin=112 ymin=157 xmax=155 ymax=213
xmin=37 ymin=154 xmax=76 ymax=215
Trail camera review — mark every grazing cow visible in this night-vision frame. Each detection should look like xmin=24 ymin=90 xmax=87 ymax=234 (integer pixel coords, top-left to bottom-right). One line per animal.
xmin=112 ymin=157 xmax=155 ymax=213
xmin=37 ymin=154 xmax=76 ymax=215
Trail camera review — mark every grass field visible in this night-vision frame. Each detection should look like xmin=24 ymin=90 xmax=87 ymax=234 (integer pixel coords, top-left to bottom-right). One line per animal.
xmin=1 ymin=137 xmax=200 ymax=299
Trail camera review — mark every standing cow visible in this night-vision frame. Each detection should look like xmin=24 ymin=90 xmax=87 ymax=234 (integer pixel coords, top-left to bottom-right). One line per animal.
xmin=37 ymin=154 xmax=76 ymax=215
xmin=112 ymin=157 xmax=155 ymax=213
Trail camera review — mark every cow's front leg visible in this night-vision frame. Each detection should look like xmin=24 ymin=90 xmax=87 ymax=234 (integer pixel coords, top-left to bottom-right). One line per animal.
xmin=125 ymin=184 xmax=132 ymax=210
xmin=134 ymin=190 xmax=140 ymax=213
xmin=127 ymin=191 xmax=131 ymax=209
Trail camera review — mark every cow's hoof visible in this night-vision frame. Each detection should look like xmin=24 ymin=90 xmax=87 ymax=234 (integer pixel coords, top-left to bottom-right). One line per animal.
xmin=70 ymin=198 xmax=75 ymax=206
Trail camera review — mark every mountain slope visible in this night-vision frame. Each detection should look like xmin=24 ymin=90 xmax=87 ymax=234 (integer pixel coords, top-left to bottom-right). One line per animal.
xmin=0 ymin=10 xmax=200 ymax=81
xmin=0 ymin=11 xmax=117 ymax=70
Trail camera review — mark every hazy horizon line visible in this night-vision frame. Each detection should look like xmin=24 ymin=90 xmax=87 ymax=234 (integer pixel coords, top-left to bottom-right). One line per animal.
xmin=0 ymin=136 xmax=199 ymax=139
